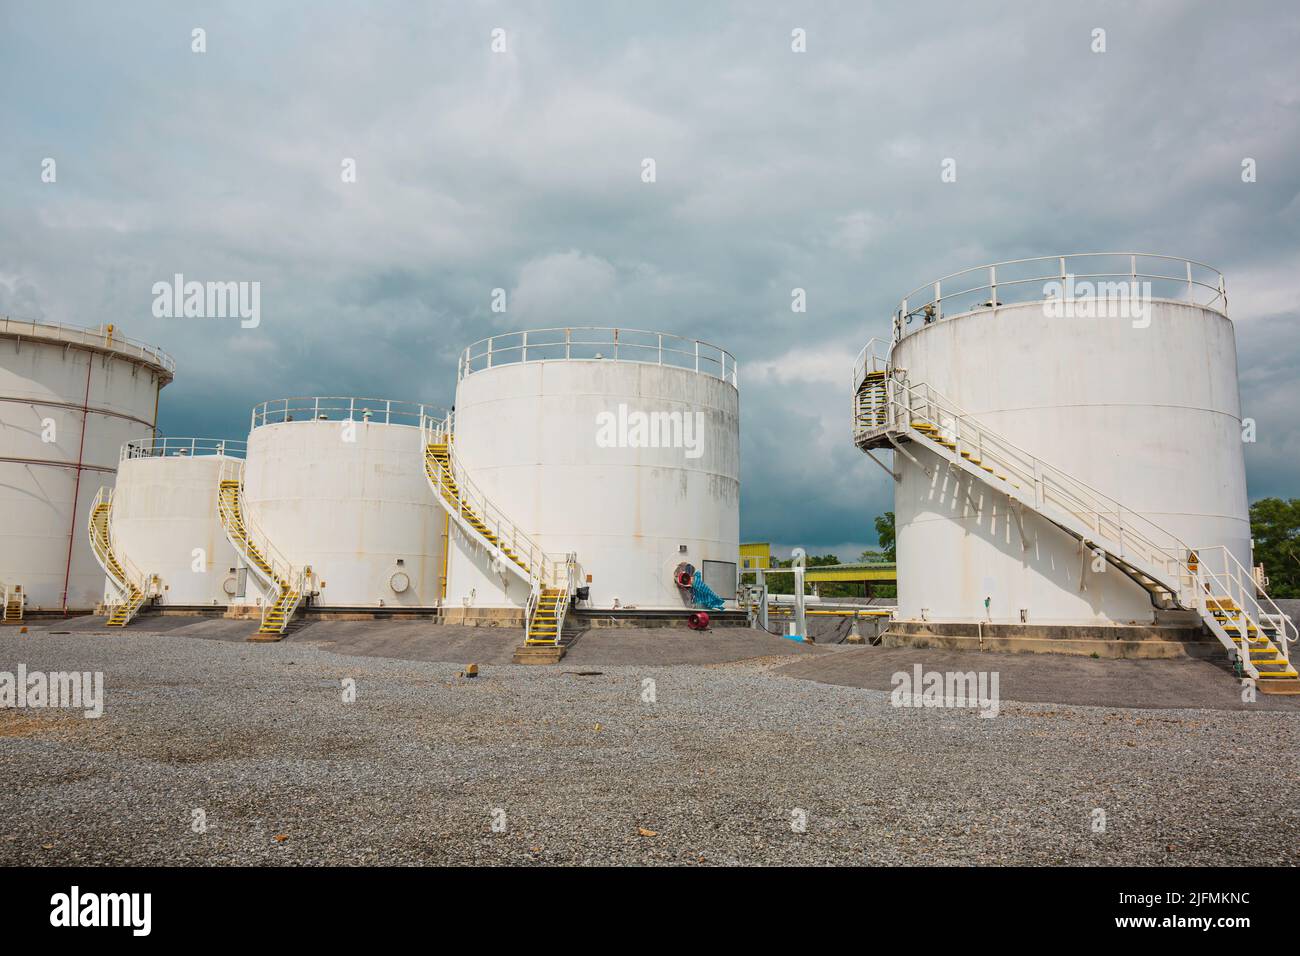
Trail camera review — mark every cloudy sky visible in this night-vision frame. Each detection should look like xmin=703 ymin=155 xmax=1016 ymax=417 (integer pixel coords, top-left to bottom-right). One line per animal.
xmin=3 ymin=1 xmax=1298 ymax=559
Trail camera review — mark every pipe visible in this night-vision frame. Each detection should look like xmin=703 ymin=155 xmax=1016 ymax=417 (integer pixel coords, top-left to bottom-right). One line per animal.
xmin=60 ymin=352 xmax=95 ymax=611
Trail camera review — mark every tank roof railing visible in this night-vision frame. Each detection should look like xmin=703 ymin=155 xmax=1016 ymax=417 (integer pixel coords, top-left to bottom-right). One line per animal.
xmin=459 ymin=327 xmax=739 ymax=388
xmin=250 ymin=397 xmax=447 ymax=431
xmin=121 ymin=437 xmax=247 ymax=462
xmin=0 ymin=316 xmax=176 ymax=375
xmin=891 ymin=253 xmax=1227 ymax=344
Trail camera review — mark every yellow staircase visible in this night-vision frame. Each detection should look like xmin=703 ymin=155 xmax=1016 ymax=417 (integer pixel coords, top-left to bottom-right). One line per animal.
xmin=88 ymin=491 xmax=147 ymax=627
xmin=854 ymin=369 xmax=888 ymax=431
xmin=421 ymin=417 xmax=578 ymax=653
xmin=424 ymin=442 xmax=530 ymax=576
xmin=217 ymin=476 xmax=303 ymax=639
xmin=526 ymin=588 xmax=566 ymax=646
xmin=1207 ymin=596 xmax=1298 ymax=691
xmin=852 ymin=339 xmax=1298 ymax=692
xmin=2 ymin=584 xmax=22 ymax=624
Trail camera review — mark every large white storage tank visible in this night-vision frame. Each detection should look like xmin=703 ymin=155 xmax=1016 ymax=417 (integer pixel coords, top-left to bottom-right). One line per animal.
xmin=0 ymin=318 xmax=173 ymax=612
xmin=882 ymin=254 xmax=1249 ymax=626
xmin=447 ymin=328 xmax=740 ymax=610
xmin=241 ymin=397 xmax=447 ymax=608
xmin=108 ymin=438 xmax=244 ymax=607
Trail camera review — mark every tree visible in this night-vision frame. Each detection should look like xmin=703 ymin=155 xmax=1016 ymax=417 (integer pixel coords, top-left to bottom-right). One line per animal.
xmin=874 ymin=511 xmax=896 ymax=562
xmin=1250 ymin=497 xmax=1300 ymax=597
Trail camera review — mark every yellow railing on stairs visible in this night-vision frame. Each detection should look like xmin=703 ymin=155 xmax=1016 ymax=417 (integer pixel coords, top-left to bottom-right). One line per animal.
xmin=87 ymin=487 xmax=149 ymax=626
xmin=853 ymin=342 xmax=1295 ymax=679
xmin=420 ymin=412 xmax=582 ymax=645
xmin=419 ymin=412 xmax=572 ymax=591
xmin=215 ymin=459 xmax=306 ymax=635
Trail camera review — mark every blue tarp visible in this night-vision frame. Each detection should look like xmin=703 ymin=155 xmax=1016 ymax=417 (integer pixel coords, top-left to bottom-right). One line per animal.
xmin=691 ymin=570 xmax=725 ymax=610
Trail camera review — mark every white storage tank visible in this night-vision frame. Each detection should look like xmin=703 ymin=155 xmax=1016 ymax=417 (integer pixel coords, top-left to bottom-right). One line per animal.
xmin=0 ymin=318 xmax=173 ymax=612
xmin=446 ymin=328 xmax=740 ymax=610
xmin=882 ymin=254 xmax=1249 ymax=626
xmin=242 ymin=397 xmax=447 ymax=607
xmin=108 ymin=438 xmax=244 ymax=607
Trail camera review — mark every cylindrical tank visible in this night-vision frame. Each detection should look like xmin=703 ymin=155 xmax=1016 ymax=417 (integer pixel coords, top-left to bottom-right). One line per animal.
xmin=0 ymin=318 xmax=173 ymax=611
xmin=886 ymin=254 xmax=1249 ymax=625
xmin=242 ymin=397 xmax=447 ymax=607
xmin=447 ymin=328 xmax=740 ymax=609
xmin=109 ymin=438 xmax=244 ymax=606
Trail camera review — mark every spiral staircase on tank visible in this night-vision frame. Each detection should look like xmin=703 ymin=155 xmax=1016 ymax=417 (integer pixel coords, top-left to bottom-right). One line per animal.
xmin=853 ymin=338 xmax=1298 ymax=693
xmin=421 ymin=412 xmax=580 ymax=660
xmin=87 ymin=487 xmax=150 ymax=627
xmin=216 ymin=460 xmax=306 ymax=640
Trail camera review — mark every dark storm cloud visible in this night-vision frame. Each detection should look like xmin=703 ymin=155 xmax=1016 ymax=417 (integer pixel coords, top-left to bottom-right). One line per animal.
xmin=2 ymin=0 xmax=1297 ymax=557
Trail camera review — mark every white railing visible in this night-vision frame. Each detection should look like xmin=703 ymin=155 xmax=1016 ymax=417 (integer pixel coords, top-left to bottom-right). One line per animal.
xmin=88 ymin=487 xmax=149 ymax=610
xmin=121 ymin=437 xmax=247 ymax=461
xmin=859 ymin=365 xmax=1296 ymax=674
xmin=420 ymin=411 xmax=571 ymax=591
xmin=890 ymin=253 xmax=1227 ymax=343
xmin=525 ymin=552 xmax=581 ymax=644
xmin=251 ymin=397 xmax=444 ymax=431
xmin=1 ymin=581 xmax=23 ymax=620
xmin=216 ymin=459 xmax=307 ymax=605
xmin=0 ymin=316 xmax=175 ymax=373
xmin=553 ymin=552 xmax=582 ymax=637
xmin=459 ymin=327 xmax=739 ymax=388
xmin=1195 ymin=545 xmax=1296 ymax=666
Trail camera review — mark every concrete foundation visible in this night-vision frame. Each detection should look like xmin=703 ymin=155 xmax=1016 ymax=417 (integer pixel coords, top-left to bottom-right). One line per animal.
xmin=884 ymin=619 xmax=1217 ymax=659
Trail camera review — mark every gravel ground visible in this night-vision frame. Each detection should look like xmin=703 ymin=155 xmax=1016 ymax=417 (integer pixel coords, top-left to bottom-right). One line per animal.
xmin=1 ymin=628 xmax=1297 ymax=866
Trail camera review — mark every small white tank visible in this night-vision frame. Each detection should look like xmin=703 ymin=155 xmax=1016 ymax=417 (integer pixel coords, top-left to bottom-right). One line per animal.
xmin=108 ymin=439 xmax=244 ymax=606
xmin=447 ymin=328 xmax=740 ymax=610
xmin=242 ymin=397 xmax=447 ymax=607
xmin=0 ymin=318 xmax=173 ymax=611
xmin=884 ymin=254 xmax=1249 ymax=625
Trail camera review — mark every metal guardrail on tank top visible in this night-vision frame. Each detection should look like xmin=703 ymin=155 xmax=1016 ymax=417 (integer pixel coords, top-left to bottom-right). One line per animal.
xmin=458 ymin=327 xmax=739 ymax=388
xmin=250 ymin=397 xmax=442 ymax=430
xmin=0 ymin=316 xmax=176 ymax=373
xmin=120 ymin=437 xmax=247 ymax=461
xmin=889 ymin=253 xmax=1227 ymax=344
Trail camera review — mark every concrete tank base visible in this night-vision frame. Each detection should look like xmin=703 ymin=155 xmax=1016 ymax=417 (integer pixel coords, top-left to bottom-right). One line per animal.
xmin=883 ymin=619 xmax=1217 ymax=660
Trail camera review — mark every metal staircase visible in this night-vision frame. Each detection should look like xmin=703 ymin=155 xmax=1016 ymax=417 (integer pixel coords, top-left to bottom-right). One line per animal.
xmin=2 ymin=582 xmax=23 ymax=624
xmin=216 ymin=460 xmax=305 ymax=639
xmin=421 ymin=412 xmax=578 ymax=647
xmin=87 ymin=488 xmax=148 ymax=627
xmin=853 ymin=339 xmax=1298 ymax=691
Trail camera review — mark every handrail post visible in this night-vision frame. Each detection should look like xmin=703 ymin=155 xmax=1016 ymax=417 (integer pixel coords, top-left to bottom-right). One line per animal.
xmin=934 ymin=281 xmax=942 ymax=322
xmin=989 ymin=265 xmax=997 ymax=308
xmin=565 ymin=327 xmax=571 ymax=360
xmin=522 ymin=330 xmax=528 ymax=364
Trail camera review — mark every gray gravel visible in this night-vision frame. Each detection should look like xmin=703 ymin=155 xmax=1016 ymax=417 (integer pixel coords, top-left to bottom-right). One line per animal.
xmin=1 ymin=629 xmax=1296 ymax=866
